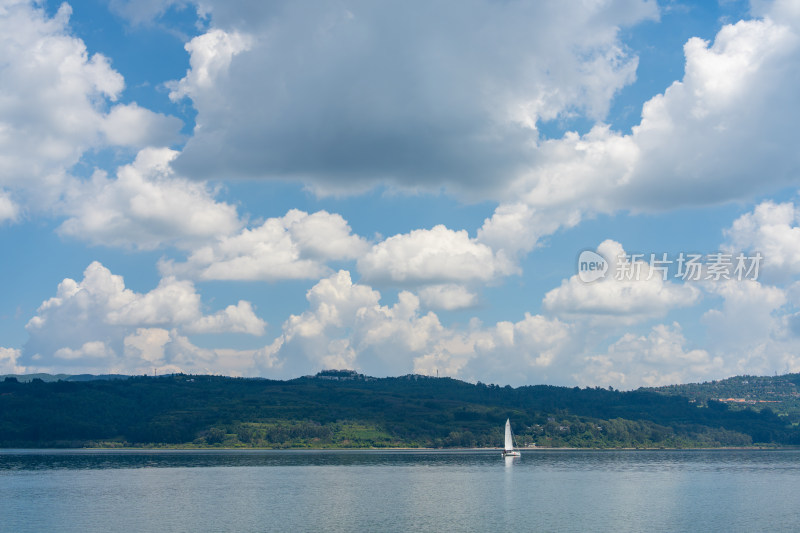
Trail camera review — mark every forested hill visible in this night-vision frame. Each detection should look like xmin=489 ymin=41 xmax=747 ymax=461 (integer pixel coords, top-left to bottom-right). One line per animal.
xmin=645 ymin=374 xmax=800 ymax=415
xmin=1 ymin=370 xmax=799 ymax=449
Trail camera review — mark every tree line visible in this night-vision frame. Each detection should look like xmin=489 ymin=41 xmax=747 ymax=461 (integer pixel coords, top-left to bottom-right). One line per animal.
xmin=1 ymin=372 xmax=798 ymax=448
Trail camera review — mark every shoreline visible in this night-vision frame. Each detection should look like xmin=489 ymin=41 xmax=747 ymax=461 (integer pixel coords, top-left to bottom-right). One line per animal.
xmin=1 ymin=445 xmax=796 ymax=452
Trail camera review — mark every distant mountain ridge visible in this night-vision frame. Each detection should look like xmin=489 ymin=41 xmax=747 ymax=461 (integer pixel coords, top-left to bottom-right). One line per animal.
xmin=0 ymin=373 xmax=130 ymax=383
xmin=5 ymin=370 xmax=800 ymax=399
xmin=2 ymin=370 xmax=800 ymax=449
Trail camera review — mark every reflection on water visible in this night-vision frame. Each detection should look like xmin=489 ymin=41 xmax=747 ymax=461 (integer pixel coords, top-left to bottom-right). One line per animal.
xmin=503 ymin=453 xmax=520 ymax=463
xmin=1 ymin=449 xmax=799 ymax=532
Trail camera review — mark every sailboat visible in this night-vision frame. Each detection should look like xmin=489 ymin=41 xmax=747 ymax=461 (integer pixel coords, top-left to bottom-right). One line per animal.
xmin=502 ymin=418 xmax=521 ymax=457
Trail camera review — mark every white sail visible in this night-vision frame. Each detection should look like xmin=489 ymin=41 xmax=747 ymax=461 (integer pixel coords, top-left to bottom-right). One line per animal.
xmin=502 ymin=418 xmax=520 ymax=457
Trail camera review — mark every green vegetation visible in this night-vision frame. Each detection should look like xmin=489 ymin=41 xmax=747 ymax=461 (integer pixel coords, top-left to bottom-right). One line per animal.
xmin=1 ymin=370 xmax=799 ymax=449
xmin=646 ymin=374 xmax=800 ymax=420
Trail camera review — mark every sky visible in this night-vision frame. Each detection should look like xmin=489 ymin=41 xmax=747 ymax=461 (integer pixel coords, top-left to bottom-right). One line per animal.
xmin=2 ymin=0 xmax=800 ymax=389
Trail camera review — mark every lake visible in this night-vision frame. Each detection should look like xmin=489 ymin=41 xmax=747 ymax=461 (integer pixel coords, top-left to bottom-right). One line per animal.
xmin=1 ymin=449 xmax=798 ymax=532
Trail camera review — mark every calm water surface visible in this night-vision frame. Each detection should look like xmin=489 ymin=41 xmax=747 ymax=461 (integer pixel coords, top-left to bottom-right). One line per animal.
xmin=1 ymin=449 xmax=798 ymax=532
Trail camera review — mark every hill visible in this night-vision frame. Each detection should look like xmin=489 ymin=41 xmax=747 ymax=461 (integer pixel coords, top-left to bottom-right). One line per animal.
xmin=0 ymin=373 xmax=128 ymax=383
xmin=1 ymin=370 xmax=798 ymax=449
xmin=645 ymin=374 xmax=800 ymax=419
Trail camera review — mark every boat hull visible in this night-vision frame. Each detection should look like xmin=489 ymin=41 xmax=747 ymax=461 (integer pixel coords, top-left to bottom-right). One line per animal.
xmin=502 ymin=451 xmax=521 ymax=457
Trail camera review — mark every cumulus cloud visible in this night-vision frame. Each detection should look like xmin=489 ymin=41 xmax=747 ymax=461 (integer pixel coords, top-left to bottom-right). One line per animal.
xmin=476 ymin=203 xmax=583 ymax=258
xmin=358 ymin=225 xmax=516 ymax=285
xmin=118 ymin=328 xmax=267 ymax=377
xmin=54 ymin=341 xmax=115 ymax=361
xmin=474 ymin=9 xmax=800 ymax=259
xmin=101 ymin=103 xmax=183 ymax=148
xmin=724 ymin=200 xmax=800 ymax=278
xmin=184 ymin=301 xmax=266 ymax=335
xmin=161 ymin=209 xmax=368 ymax=280
xmin=572 ymin=273 xmax=800 ymax=385
xmin=562 ymin=241 xmax=800 ymax=388
xmin=613 ymin=15 xmax=800 ymax=209
xmin=575 ymin=323 xmax=721 ymax=389
xmin=59 ymin=148 xmax=241 ymax=250
xmin=9 ymin=0 xmax=800 ymax=389
xmin=167 ymin=0 xmax=657 ymax=193
xmin=22 ymin=261 xmax=266 ymax=374
xmin=0 ymin=191 xmax=19 ymax=223
xmin=0 ymin=347 xmax=25 ymax=374
xmin=123 ymin=327 xmax=172 ymax=365
xmin=23 ymin=257 xmax=797 ymax=387
xmin=0 ymin=1 xmax=182 ymax=213
xmin=417 ymin=284 xmax=477 ymax=311
xmin=167 ymin=28 xmax=252 ymax=101
xmin=702 ymin=279 xmax=788 ymax=369
xmin=257 ymin=270 xmax=580 ymax=385
xmin=33 ymin=325 xmax=266 ymax=377
xmin=621 ymin=277 xmax=800 ymax=381
xmin=419 ymin=314 xmax=578 ymax=386
xmin=164 ymin=4 xmax=800 ymax=289
xmin=162 ymin=1 xmax=796 ymax=209
xmin=543 ymin=240 xmax=700 ymax=322
xmin=258 ymin=270 xmax=386 ymax=375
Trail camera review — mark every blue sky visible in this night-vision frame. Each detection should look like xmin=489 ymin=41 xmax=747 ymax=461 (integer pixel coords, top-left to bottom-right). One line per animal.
xmin=2 ymin=0 xmax=800 ymax=388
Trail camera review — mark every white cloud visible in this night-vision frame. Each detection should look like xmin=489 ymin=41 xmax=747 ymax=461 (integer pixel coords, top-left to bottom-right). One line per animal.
xmin=543 ymin=240 xmax=699 ymax=322
xmin=124 ymin=327 xmax=171 ymax=365
xmin=755 ymin=0 xmax=800 ymax=26
xmin=724 ymin=200 xmax=800 ymax=278
xmin=167 ymin=1 xmax=657 ymax=193
xmin=474 ymin=11 xmax=800 ymax=259
xmin=422 ymin=314 xmax=578 ymax=386
xmin=8 ymin=1 xmax=800 ymax=390
xmin=161 ymin=330 xmax=266 ymax=376
xmin=575 ymin=323 xmax=721 ymax=389
xmin=260 ymin=270 xmax=454 ymax=376
xmin=168 ymin=28 xmax=252 ymax=101
xmin=28 ymin=325 xmax=266 ymax=377
xmin=54 ymin=341 xmax=115 ymax=361
xmin=614 ymin=15 xmax=800 ymax=209
xmin=260 ymin=270 xmax=386 ymax=375
xmin=59 ymin=148 xmax=241 ymax=250
xmin=570 ymin=272 xmax=799 ymax=386
xmin=184 ymin=301 xmax=266 ymax=335
xmin=0 ymin=1 xmax=182 ymax=213
xmin=702 ymin=279 xmax=787 ymax=366
xmin=358 ymin=225 xmax=516 ymax=285
xmin=21 ymin=261 xmax=266 ymax=374
xmin=504 ymin=125 xmax=641 ymax=210
xmin=476 ymin=203 xmax=583 ymax=258
xmin=0 ymin=347 xmax=25 ymax=374
xmin=0 ymin=191 xmax=19 ymax=223
xmin=259 ymin=270 xmax=580 ymax=385
xmin=119 ymin=327 xmax=266 ymax=376
xmin=418 ymin=284 xmax=477 ymax=311
xmin=284 ymin=209 xmax=370 ymax=261
xmin=102 ymin=103 xmax=183 ymax=148
xmin=162 ymin=209 xmax=368 ymax=280
xmin=619 ymin=15 xmax=796 ymax=209
xmin=565 ymin=247 xmax=800 ymax=389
